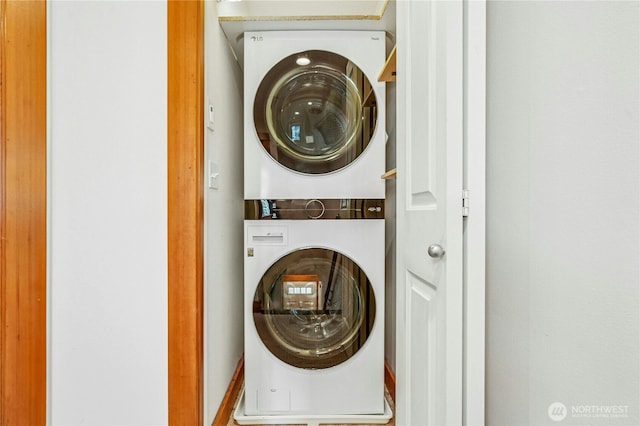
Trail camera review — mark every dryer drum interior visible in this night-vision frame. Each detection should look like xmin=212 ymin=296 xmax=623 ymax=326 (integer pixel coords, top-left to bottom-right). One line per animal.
xmin=253 ymin=248 xmax=376 ymax=369
xmin=254 ymin=50 xmax=378 ymax=175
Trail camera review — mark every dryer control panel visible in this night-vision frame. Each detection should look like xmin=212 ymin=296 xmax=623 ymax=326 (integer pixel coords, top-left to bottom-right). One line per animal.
xmin=245 ymin=199 xmax=384 ymax=220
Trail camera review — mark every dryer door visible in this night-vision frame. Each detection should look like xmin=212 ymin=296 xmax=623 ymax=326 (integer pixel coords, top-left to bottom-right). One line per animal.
xmin=253 ymin=247 xmax=376 ymax=369
xmin=253 ymin=50 xmax=378 ymax=175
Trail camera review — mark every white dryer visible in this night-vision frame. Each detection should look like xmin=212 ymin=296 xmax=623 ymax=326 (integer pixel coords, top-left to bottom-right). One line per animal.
xmin=244 ymin=31 xmax=386 ymax=199
xmin=243 ymin=207 xmax=385 ymax=415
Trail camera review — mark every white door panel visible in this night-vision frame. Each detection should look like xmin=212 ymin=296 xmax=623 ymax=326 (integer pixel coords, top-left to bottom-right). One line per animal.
xmin=407 ymin=272 xmax=437 ymax=426
xmin=396 ymin=0 xmax=464 ymax=425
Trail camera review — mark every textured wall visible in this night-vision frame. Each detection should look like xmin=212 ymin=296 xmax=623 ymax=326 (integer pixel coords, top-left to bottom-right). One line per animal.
xmin=486 ymin=1 xmax=639 ymax=425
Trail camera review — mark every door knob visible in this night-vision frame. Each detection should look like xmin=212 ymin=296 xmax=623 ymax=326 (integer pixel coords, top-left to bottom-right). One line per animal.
xmin=427 ymin=244 xmax=445 ymax=259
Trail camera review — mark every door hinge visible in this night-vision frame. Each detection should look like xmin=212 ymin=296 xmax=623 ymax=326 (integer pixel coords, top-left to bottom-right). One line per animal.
xmin=462 ymin=189 xmax=470 ymax=217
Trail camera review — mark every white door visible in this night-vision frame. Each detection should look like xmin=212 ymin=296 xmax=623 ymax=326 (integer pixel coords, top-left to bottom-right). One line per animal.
xmin=395 ymin=0 xmax=464 ymax=425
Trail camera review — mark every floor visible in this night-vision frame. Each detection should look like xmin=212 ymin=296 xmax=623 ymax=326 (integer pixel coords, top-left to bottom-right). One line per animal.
xmin=226 ymin=385 xmax=395 ymax=426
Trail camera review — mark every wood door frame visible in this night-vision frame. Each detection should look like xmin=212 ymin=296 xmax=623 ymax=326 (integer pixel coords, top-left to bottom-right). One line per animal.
xmin=0 ymin=1 xmax=48 ymax=424
xmin=167 ymin=0 xmax=205 ymax=424
xmin=1 ymin=1 xmax=206 ymax=424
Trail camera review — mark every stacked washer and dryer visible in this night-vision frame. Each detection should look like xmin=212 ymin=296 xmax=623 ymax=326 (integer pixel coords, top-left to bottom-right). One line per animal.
xmin=242 ymin=31 xmax=388 ymax=420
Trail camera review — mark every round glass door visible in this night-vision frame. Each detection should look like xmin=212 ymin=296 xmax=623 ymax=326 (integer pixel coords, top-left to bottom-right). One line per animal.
xmin=254 ymin=50 xmax=378 ymax=175
xmin=253 ymin=248 xmax=376 ymax=369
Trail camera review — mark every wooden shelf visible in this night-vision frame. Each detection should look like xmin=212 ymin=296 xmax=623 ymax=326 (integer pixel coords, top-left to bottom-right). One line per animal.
xmin=378 ymin=45 xmax=396 ymax=82
xmin=381 ymin=168 xmax=396 ymax=180
xmin=218 ymin=0 xmax=390 ymax=22
xmin=217 ymin=0 xmax=394 ymax=69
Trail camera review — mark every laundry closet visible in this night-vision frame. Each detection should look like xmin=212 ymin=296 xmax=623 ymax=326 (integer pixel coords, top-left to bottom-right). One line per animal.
xmin=39 ymin=1 xmax=638 ymax=425
xmin=203 ymin=0 xmax=397 ymax=424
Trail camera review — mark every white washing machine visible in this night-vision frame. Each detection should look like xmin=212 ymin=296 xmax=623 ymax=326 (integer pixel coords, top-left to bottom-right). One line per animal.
xmin=244 ymin=31 xmax=386 ymax=199
xmin=243 ymin=206 xmax=385 ymax=415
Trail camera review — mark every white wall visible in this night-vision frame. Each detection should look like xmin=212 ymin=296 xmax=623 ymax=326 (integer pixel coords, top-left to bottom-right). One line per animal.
xmin=385 ymin=79 xmax=397 ymax=371
xmin=48 ymin=1 xmax=167 ymax=425
xmin=487 ymin=1 xmax=639 ymax=425
xmin=384 ymin=0 xmax=398 ymax=373
xmin=203 ymin=2 xmax=245 ymax=424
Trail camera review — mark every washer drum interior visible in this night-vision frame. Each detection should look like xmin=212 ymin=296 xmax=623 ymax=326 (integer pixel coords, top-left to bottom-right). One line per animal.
xmin=252 ymin=248 xmax=376 ymax=369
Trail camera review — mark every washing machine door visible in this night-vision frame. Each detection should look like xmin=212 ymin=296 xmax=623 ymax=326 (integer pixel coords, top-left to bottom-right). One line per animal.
xmin=253 ymin=247 xmax=376 ymax=369
xmin=254 ymin=50 xmax=379 ymax=175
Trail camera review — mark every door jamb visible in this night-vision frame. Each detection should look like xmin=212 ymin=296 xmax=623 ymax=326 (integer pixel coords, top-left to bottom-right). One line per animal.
xmin=167 ymin=0 xmax=205 ymax=424
xmin=462 ymin=1 xmax=486 ymax=424
xmin=0 ymin=1 xmax=48 ymax=424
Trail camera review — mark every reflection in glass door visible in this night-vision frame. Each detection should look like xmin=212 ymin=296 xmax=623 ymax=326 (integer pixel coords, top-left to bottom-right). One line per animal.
xmin=253 ymin=248 xmax=376 ymax=369
xmin=253 ymin=50 xmax=378 ymax=175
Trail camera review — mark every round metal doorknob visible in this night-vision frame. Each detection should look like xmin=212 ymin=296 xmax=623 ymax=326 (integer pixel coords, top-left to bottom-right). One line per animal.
xmin=427 ymin=244 xmax=445 ymax=258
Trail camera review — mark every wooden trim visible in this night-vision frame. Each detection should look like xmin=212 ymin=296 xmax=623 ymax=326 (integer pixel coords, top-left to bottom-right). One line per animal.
xmin=218 ymin=0 xmax=389 ymax=21
xmin=212 ymin=356 xmax=245 ymax=426
xmin=218 ymin=14 xmax=383 ymax=22
xmin=385 ymin=360 xmax=396 ymax=403
xmin=0 ymin=0 xmax=48 ymax=424
xmin=167 ymin=0 xmax=205 ymax=424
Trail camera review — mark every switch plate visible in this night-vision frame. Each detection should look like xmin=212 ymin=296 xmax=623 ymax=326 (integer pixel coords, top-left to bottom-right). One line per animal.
xmin=207 ymin=99 xmax=215 ymax=131
xmin=208 ymin=160 xmax=220 ymax=189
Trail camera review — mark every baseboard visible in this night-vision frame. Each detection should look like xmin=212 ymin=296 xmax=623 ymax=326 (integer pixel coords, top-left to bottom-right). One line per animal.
xmin=384 ymin=360 xmax=396 ymax=403
xmin=213 ymin=355 xmax=245 ymax=426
